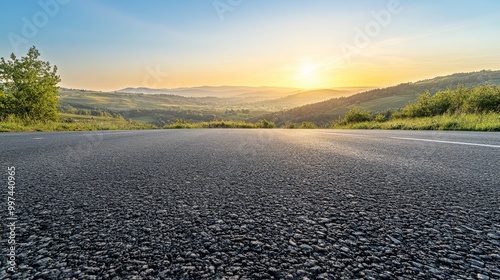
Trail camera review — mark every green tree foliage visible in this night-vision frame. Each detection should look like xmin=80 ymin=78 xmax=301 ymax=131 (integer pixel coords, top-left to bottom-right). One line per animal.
xmin=299 ymin=121 xmax=317 ymax=129
xmin=401 ymin=91 xmax=434 ymax=117
xmin=0 ymin=46 xmax=60 ymax=121
xmin=465 ymin=85 xmax=500 ymax=113
xmin=396 ymin=84 xmax=500 ymax=118
xmin=340 ymin=107 xmax=372 ymax=124
xmin=0 ymin=83 xmax=6 ymax=111
xmin=374 ymin=114 xmax=387 ymax=122
xmin=256 ymin=119 xmax=276 ymax=128
xmin=283 ymin=122 xmax=298 ymax=129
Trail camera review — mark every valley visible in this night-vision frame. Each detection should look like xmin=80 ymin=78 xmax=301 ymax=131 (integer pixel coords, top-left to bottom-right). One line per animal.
xmin=59 ymin=70 xmax=500 ymax=127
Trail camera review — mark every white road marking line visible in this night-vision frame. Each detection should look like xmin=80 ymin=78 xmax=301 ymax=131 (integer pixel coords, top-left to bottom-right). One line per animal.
xmin=33 ymin=137 xmax=44 ymax=140
xmin=392 ymin=137 xmax=500 ymax=148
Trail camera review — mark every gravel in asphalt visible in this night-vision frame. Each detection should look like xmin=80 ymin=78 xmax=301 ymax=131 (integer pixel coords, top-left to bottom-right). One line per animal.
xmin=1 ymin=129 xmax=499 ymax=279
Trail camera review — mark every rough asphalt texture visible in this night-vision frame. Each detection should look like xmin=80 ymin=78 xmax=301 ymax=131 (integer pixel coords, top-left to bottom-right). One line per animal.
xmin=1 ymin=129 xmax=499 ymax=279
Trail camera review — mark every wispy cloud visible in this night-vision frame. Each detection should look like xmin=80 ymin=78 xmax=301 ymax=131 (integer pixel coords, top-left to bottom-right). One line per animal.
xmin=376 ymin=17 xmax=488 ymax=49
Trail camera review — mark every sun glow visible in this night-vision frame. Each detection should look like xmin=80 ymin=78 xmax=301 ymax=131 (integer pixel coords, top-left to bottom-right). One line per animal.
xmin=295 ymin=63 xmax=323 ymax=89
xmin=301 ymin=65 xmax=316 ymax=76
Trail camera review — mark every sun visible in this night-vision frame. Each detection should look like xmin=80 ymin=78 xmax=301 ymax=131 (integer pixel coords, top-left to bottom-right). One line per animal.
xmin=300 ymin=64 xmax=316 ymax=77
xmin=296 ymin=64 xmax=321 ymax=88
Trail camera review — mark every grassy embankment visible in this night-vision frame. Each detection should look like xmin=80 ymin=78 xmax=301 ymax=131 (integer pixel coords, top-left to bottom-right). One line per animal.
xmin=333 ymin=84 xmax=500 ymax=131
xmin=163 ymin=119 xmax=276 ymax=129
xmin=0 ymin=114 xmax=276 ymax=132
xmin=335 ymin=113 xmax=500 ymax=131
xmin=0 ymin=114 xmax=156 ymax=132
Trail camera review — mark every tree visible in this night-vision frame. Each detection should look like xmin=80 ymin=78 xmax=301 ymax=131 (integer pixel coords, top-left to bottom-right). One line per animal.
xmin=0 ymin=46 xmax=60 ymax=121
xmin=341 ymin=107 xmax=372 ymax=124
xmin=0 ymin=83 xmax=5 ymax=112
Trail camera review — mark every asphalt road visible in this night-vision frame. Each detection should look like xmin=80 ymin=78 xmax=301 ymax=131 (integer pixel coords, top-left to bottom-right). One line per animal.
xmin=1 ymin=129 xmax=499 ymax=279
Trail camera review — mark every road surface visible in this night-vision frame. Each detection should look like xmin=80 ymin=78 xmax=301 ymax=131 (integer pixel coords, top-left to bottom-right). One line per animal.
xmin=1 ymin=129 xmax=499 ymax=279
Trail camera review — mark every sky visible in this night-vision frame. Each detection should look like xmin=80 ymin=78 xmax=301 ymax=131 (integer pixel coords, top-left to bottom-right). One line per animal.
xmin=1 ymin=0 xmax=500 ymax=91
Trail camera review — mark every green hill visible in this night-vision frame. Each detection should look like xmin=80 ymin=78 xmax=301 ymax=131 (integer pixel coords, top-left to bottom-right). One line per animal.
xmin=59 ymin=89 xmax=224 ymax=110
xmin=59 ymin=89 xmax=273 ymax=126
xmin=250 ymin=89 xmax=359 ymax=110
xmin=58 ymin=87 xmax=361 ymax=125
xmin=256 ymin=70 xmax=500 ymax=126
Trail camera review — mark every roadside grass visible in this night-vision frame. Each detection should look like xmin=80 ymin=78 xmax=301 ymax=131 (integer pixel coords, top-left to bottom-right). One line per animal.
xmin=60 ymin=113 xmax=113 ymax=121
xmin=333 ymin=113 xmax=500 ymax=131
xmin=164 ymin=119 xmax=276 ymax=129
xmin=0 ymin=115 xmax=156 ymax=132
xmin=3 ymin=113 xmax=498 ymax=132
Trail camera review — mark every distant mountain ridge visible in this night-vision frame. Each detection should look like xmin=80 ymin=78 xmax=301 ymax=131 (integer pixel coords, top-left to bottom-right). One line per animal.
xmin=250 ymin=89 xmax=356 ymax=110
xmin=256 ymin=70 xmax=500 ymax=126
xmin=117 ymin=86 xmax=303 ymax=100
xmin=116 ymin=86 xmax=365 ymax=109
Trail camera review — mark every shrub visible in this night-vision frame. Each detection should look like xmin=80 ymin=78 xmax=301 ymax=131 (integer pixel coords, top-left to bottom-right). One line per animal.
xmin=465 ymin=84 xmax=500 ymax=113
xmin=399 ymin=84 xmax=500 ymax=117
xmin=340 ymin=107 xmax=372 ymax=124
xmin=429 ymin=90 xmax=453 ymax=115
xmin=256 ymin=119 xmax=276 ymax=128
xmin=401 ymin=91 xmax=432 ymax=117
xmin=374 ymin=114 xmax=387 ymax=122
xmin=300 ymin=122 xmax=317 ymax=129
xmin=283 ymin=122 xmax=298 ymax=129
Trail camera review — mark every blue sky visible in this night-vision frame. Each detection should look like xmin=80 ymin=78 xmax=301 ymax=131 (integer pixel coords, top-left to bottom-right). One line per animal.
xmin=1 ymin=0 xmax=500 ymax=90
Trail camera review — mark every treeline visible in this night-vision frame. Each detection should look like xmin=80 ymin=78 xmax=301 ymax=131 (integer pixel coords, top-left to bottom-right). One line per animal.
xmin=394 ymin=84 xmax=500 ymax=118
xmin=59 ymin=104 xmax=124 ymax=118
xmin=118 ymin=109 xmax=217 ymax=126
xmin=338 ymin=84 xmax=500 ymax=125
xmin=164 ymin=119 xmax=276 ymax=129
